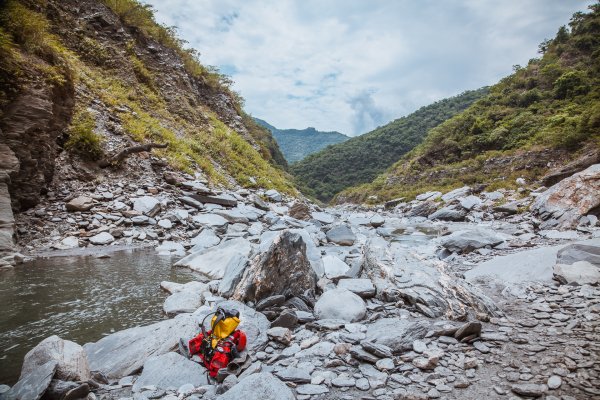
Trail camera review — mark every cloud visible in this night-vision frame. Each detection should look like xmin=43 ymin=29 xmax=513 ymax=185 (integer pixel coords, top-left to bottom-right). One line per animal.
xmin=143 ymin=0 xmax=594 ymax=136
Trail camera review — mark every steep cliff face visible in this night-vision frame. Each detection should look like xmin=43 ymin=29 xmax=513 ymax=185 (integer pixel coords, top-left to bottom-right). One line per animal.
xmin=0 ymin=0 xmax=294 ymax=264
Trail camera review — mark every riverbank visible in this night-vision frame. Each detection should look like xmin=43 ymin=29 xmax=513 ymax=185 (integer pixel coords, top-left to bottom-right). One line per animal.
xmin=2 ymin=166 xmax=600 ymax=400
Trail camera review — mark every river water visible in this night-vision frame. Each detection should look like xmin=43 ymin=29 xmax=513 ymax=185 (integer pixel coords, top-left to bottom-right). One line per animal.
xmin=0 ymin=249 xmax=198 ymax=385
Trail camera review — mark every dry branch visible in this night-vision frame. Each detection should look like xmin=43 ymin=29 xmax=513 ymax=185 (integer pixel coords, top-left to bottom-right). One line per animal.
xmin=98 ymin=143 xmax=168 ymax=168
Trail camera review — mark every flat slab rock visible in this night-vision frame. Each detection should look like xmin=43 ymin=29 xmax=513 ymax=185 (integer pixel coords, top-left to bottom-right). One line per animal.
xmin=5 ymin=360 xmax=57 ymax=400
xmin=216 ymin=372 xmax=294 ymax=400
xmin=83 ymin=314 xmax=199 ymax=379
xmin=132 ymin=352 xmax=208 ymax=391
xmin=314 ymin=288 xmax=366 ymax=322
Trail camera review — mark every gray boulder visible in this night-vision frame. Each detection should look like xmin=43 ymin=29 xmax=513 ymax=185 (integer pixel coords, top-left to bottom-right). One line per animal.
xmin=216 ymin=372 xmax=294 ymax=400
xmin=163 ymin=283 xmax=206 ymax=316
xmin=326 ymin=225 xmax=356 ymax=246
xmin=190 ymin=229 xmax=221 ymax=253
xmin=322 ymin=255 xmax=350 ymax=280
xmin=370 ymin=214 xmax=385 ymax=227
xmin=89 ymin=232 xmax=114 ymax=245
xmin=83 ymin=314 xmax=199 ymax=379
xmin=428 ymin=206 xmax=466 ymax=221
xmin=192 ymin=214 xmax=229 ymax=234
xmin=337 ymin=278 xmax=376 ymax=298
xmin=314 ymin=288 xmax=366 ymax=322
xmin=174 ymin=238 xmax=252 ymax=280
xmin=132 ymin=352 xmax=208 ymax=391
xmin=553 ymin=261 xmax=600 ymax=285
xmin=215 ymin=209 xmax=250 ymax=224
xmin=20 ymin=335 xmax=90 ymax=382
xmin=439 ymin=229 xmax=506 ymax=253
xmin=5 ymin=361 xmax=57 ymax=400
xmin=531 ymin=164 xmax=600 ymax=229
xmin=132 ymin=196 xmax=161 ymax=217
xmin=442 ymin=186 xmax=471 ymax=202
xmin=366 ymin=319 xmax=430 ymax=353
xmin=407 ymin=201 xmax=438 ymax=217
xmin=311 ymin=212 xmax=335 ymax=224
xmin=218 ymin=254 xmax=249 ymax=297
xmin=265 ymin=189 xmax=282 ymax=202
xmin=233 ymin=231 xmax=317 ymax=302
xmin=556 ymin=244 xmax=600 ymax=266
xmin=459 ymin=195 xmax=482 ymax=210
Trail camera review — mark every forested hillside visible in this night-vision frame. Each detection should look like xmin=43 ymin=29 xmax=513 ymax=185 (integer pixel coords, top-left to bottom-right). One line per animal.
xmin=254 ymin=118 xmax=349 ymax=163
xmin=338 ymin=3 xmax=600 ymax=204
xmin=290 ymin=88 xmax=488 ymax=202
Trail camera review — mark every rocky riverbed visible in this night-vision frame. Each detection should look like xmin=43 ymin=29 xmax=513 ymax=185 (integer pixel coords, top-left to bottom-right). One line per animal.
xmin=1 ymin=165 xmax=599 ymax=400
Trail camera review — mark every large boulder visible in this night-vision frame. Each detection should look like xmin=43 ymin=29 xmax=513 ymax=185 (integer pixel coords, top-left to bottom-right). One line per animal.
xmin=132 ymin=196 xmax=161 ymax=217
xmin=366 ymin=319 xmax=430 ymax=353
xmin=88 ymin=232 xmax=114 ymax=245
xmin=428 ymin=206 xmax=466 ymax=221
xmin=20 ymin=335 xmax=90 ymax=382
xmin=132 ymin=352 xmax=209 ymax=391
xmin=439 ymin=229 xmax=506 ymax=254
xmin=406 ymin=201 xmax=438 ymax=217
xmin=174 ymin=238 xmax=252 ymax=280
xmin=216 ymin=372 xmax=294 ymax=400
xmin=83 ymin=314 xmax=199 ymax=379
xmin=326 ymin=225 xmax=356 ymax=246
xmin=218 ymin=254 xmax=249 ymax=297
xmin=363 ymin=238 xmax=501 ymax=319
xmin=556 ymin=244 xmax=600 ymax=266
xmin=233 ymin=231 xmax=317 ymax=302
xmin=314 ymin=288 xmax=366 ymax=322
xmin=5 ymin=360 xmax=57 ymax=400
xmin=531 ymin=164 xmax=600 ymax=230
xmin=189 ymin=229 xmax=221 ymax=253
xmin=553 ymin=262 xmax=600 ymax=285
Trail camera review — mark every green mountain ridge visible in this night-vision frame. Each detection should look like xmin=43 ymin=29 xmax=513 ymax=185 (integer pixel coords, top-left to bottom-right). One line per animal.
xmin=337 ymin=2 xmax=600 ymax=204
xmin=290 ymin=88 xmax=488 ymax=202
xmin=254 ymin=118 xmax=349 ymax=163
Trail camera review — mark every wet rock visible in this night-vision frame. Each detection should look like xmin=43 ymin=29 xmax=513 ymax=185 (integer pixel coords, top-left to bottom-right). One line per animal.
xmin=65 ymin=196 xmax=94 ymax=212
xmin=174 ymin=238 xmax=252 ymax=280
xmin=133 ymin=196 xmax=161 ymax=217
xmin=132 ymin=352 xmax=208 ymax=391
xmin=5 ymin=360 xmax=57 ymax=400
xmin=531 ymin=164 xmax=600 ymax=230
xmin=337 ymin=278 xmax=376 ymax=298
xmin=322 ymin=255 xmax=350 ymax=279
xmin=233 ymin=231 xmax=317 ymax=302
xmin=20 ymin=335 xmax=90 ymax=381
xmin=89 ymin=232 xmax=114 ymax=245
xmin=84 ymin=314 xmax=199 ymax=379
xmin=156 ymin=241 xmax=185 ymax=256
xmin=314 ymin=288 xmax=366 ymax=322
xmin=553 ymin=261 xmax=600 ymax=285
xmin=216 ymin=372 xmax=294 ymax=400
xmin=366 ymin=319 xmax=429 ymax=353
xmin=326 ymin=225 xmax=356 ymax=246
xmin=439 ymin=228 xmax=505 ymax=253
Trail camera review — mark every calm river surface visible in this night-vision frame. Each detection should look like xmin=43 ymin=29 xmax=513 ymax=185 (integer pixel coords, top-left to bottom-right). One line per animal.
xmin=0 ymin=249 xmax=197 ymax=385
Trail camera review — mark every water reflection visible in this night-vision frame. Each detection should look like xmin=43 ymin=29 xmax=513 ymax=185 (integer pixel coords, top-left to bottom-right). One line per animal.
xmin=0 ymin=249 xmax=198 ymax=385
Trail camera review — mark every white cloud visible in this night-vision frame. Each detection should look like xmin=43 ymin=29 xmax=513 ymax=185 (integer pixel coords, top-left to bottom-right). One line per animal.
xmin=143 ymin=0 xmax=594 ymax=135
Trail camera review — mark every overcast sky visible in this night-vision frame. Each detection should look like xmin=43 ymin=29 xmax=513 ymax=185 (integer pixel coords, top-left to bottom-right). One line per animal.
xmin=143 ymin=0 xmax=593 ymax=136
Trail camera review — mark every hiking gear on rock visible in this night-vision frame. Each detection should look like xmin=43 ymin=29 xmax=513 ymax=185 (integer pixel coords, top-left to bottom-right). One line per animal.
xmin=186 ymin=307 xmax=247 ymax=378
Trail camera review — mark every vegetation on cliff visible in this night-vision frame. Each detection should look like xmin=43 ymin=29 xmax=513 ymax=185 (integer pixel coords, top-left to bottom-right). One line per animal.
xmin=0 ymin=0 xmax=293 ymax=194
xmin=337 ymin=3 xmax=600 ymax=204
xmin=290 ymin=88 xmax=487 ymax=202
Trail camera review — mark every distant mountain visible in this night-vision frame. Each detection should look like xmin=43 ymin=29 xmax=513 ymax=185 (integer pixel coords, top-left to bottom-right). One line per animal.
xmin=337 ymin=4 xmax=600 ymax=204
xmin=254 ymin=118 xmax=349 ymax=163
xmin=290 ymin=88 xmax=488 ymax=202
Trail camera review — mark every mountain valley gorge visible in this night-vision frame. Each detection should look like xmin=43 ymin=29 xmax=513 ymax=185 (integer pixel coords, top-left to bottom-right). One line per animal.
xmin=0 ymin=2 xmax=599 ymax=400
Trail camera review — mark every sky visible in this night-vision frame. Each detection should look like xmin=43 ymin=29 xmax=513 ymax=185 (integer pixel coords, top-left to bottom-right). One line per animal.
xmin=143 ymin=0 xmax=594 ymax=136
